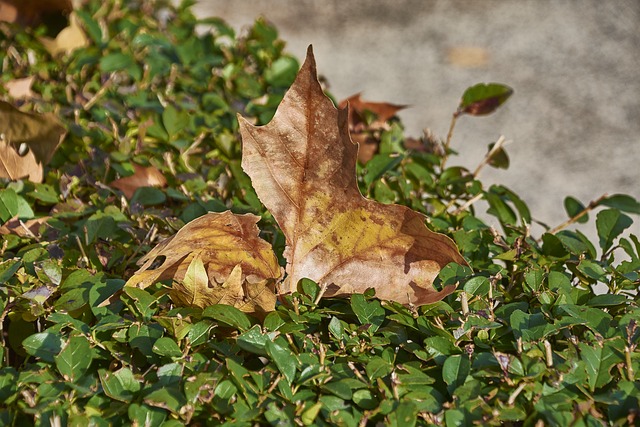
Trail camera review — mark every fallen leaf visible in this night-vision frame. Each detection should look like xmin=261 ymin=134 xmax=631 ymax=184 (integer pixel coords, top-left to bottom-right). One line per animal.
xmin=4 ymin=76 xmax=35 ymax=99
xmin=111 ymin=164 xmax=167 ymax=199
xmin=239 ymin=46 xmax=467 ymax=307
xmin=0 ymin=215 xmax=50 ymax=237
xmin=0 ymin=139 xmax=43 ymax=182
xmin=126 ymin=211 xmax=282 ymax=315
xmin=447 ymin=46 xmax=490 ymax=68
xmin=39 ymin=12 xmax=89 ymax=56
xmin=0 ymin=100 xmax=66 ymax=168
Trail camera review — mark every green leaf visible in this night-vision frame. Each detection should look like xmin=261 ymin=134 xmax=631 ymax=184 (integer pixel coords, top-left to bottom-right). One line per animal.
xmin=162 ymin=105 xmax=190 ymax=138
xmin=596 ymin=209 xmax=632 ymax=252
xmin=365 ymin=356 xmax=392 ymax=380
xmin=486 ymin=141 xmax=509 ymax=169
xmin=600 ymin=194 xmax=640 ymax=214
xmin=152 ymin=337 xmax=182 ymax=358
xmin=351 ymin=294 xmax=385 ymax=332
xmin=99 ymin=367 xmax=141 ymax=402
xmin=463 ymin=276 xmax=490 ymax=296
xmin=0 ymin=368 xmax=18 ymax=403
xmin=458 ymin=83 xmax=513 ymax=116
xmin=579 ymin=341 xmax=624 ymax=392
xmin=55 ymin=335 xmax=92 ymax=380
xmin=510 ymin=310 xmax=549 ymax=341
xmin=237 ymin=325 xmax=274 ymax=356
xmin=265 ymin=339 xmax=297 ymax=384
xmin=128 ymin=403 xmax=166 ymax=426
xmin=202 ymin=304 xmax=252 ymax=331
xmin=130 ymin=187 xmax=167 ymax=206
xmin=0 ymin=189 xmax=19 ymax=222
xmin=99 ymin=52 xmax=135 ymax=72
xmin=563 ymin=196 xmax=588 ymax=223
xmin=363 ymin=153 xmax=404 ymax=187
xmin=442 ymin=354 xmax=471 ymax=395
xmin=264 ymin=56 xmax=299 ymax=87
xmin=22 ymin=332 xmax=64 ymax=363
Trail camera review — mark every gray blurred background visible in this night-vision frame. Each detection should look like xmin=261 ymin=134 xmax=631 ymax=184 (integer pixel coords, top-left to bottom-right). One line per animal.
xmin=193 ymin=0 xmax=639 ymax=235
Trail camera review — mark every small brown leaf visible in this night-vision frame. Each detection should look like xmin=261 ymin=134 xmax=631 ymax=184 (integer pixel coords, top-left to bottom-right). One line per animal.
xmin=239 ymin=46 xmax=467 ymax=307
xmin=0 ymin=216 xmax=50 ymax=237
xmin=0 ymin=100 xmax=66 ymax=170
xmin=110 ymin=164 xmax=167 ymax=199
xmin=339 ymin=93 xmax=407 ymax=126
xmin=0 ymin=139 xmax=43 ymax=182
xmin=4 ymin=76 xmax=35 ymax=99
xmin=127 ymin=211 xmax=282 ymax=315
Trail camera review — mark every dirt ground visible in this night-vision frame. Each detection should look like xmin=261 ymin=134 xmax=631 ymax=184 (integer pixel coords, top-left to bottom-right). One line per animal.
xmin=192 ymin=0 xmax=640 ymax=235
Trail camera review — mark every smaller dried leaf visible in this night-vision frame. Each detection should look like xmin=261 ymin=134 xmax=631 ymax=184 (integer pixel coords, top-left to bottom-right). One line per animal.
xmin=0 ymin=100 xmax=66 ymax=166
xmin=39 ymin=12 xmax=88 ymax=56
xmin=0 ymin=216 xmax=50 ymax=237
xmin=0 ymin=139 xmax=42 ymax=182
xmin=111 ymin=164 xmax=167 ymax=199
xmin=127 ymin=211 xmax=282 ymax=315
xmin=458 ymin=83 xmax=513 ymax=116
xmin=339 ymin=93 xmax=406 ymax=132
xmin=171 ymin=262 xmax=277 ymax=315
xmin=4 ymin=76 xmax=35 ymax=99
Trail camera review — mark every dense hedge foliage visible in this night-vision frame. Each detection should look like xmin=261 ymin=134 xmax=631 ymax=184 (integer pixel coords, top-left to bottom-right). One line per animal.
xmin=1 ymin=1 xmax=638 ymax=425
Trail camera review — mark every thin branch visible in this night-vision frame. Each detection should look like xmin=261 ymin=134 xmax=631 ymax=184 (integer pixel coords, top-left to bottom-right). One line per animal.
xmin=440 ymin=113 xmax=459 ymax=170
xmin=473 ymin=135 xmax=509 ymax=177
xmin=547 ymin=194 xmax=608 ymax=235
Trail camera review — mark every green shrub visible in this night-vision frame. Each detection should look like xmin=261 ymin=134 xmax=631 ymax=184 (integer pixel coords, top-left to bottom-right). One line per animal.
xmin=0 ymin=1 xmax=638 ymax=425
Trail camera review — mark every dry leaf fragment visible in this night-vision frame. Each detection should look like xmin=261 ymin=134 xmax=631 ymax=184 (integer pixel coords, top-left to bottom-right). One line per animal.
xmin=0 ymin=139 xmax=43 ymax=182
xmin=4 ymin=76 xmax=35 ymax=99
xmin=39 ymin=12 xmax=89 ymax=56
xmin=239 ymin=46 xmax=467 ymax=307
xmin=110 ymin=164 xmax=167 ymax=199
xmin=170 ymin=260 xmax=276 ymax=317
xmin=0 ymin=216 xmax=50 ymax=237
xmin=0 ymin=100 xmax=66 ymax=169
xmin=339 ymin=93 xmax=407 ymax=129
xmin=127 ymin=211 xmax=282 ymax=314
xmin=338 ymin=93 xmax=407 ymax=163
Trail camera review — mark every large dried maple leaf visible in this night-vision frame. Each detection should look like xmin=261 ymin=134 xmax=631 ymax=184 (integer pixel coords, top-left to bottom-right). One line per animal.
xmin=239 ymin=46 xmax=467 ymax=306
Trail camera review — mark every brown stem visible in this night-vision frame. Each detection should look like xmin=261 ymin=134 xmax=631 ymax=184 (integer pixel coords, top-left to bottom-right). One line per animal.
xmin=547 ymin=194 xmax=608 ymax=235
xmin=440 ymin=113 xmax=459 ymax=170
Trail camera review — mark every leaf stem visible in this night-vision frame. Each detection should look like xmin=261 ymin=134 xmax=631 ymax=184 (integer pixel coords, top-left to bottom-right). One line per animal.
xmin=440 ymin=113 xmax=459 ymax=170
xmin=507 ymin=382 xmax=527 ymax=405
xmin=547 ymin=194 xmax=608 ymax=235
xmin=473 ymin=135 xmax=508 ymax=177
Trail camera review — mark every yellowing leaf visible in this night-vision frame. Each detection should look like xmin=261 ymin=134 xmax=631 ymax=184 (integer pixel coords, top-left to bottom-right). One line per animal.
xmin=0 ymin=101 xmax=66 ymax=175
xmin=39 ymin=12 xmax=88 ymax=56
xmin=110 ymin=164 xmax=167 ymax=199
xmin=127 ymin=211 xmax=282 ymax=315
xmin=239 ymin=46 xmax=467 ymax=307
